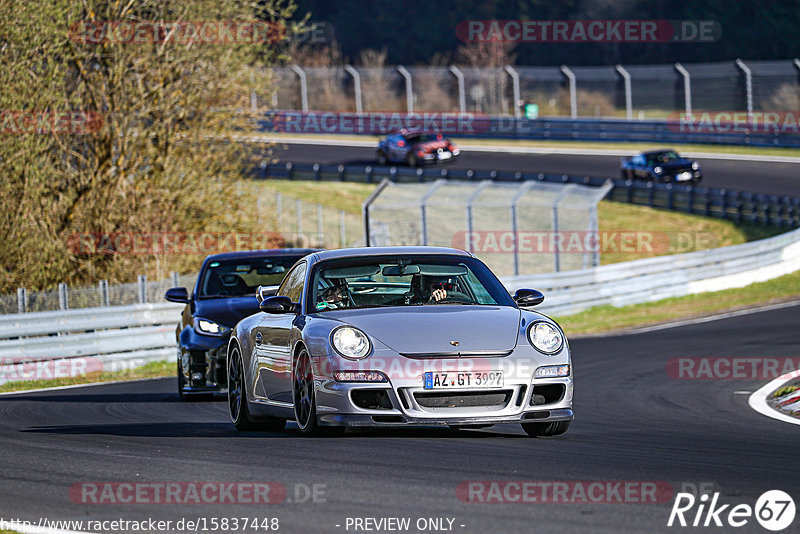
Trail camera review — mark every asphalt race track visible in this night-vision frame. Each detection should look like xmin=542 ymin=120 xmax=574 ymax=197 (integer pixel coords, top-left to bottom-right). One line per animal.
xmin=268 ymin=142 xmax=800 ymax=197
xmin=2 ymin=304 xmax=799 ymax=533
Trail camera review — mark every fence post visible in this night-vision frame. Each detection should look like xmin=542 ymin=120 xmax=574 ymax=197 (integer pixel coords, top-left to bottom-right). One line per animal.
xmin=674 ymin=63 xmax=692 ymax=116
xmin=339 ymin=210 xmax=346 ymax=247
xmin=17 ymin=287 xmax=27 ymax=314
xmin=58 ymin=282 xmax=68 ymax=310
xmin=137 ymin=275 xmax=147 ymax=304
xmin=290 ymin=65 xmax=309 ymax=112
xmin=449 ymin=66 xmax=466 ymax=113
xmin=250 ymin=70 xmax=258 ymax=114
xmin=171 ymin=271 xmax=180 ymax=288
xmin=99 ymin=280 xmax=110 ymax=307
xmin=615 ymin=65 xmax=633 ymax=120
xmin=344 ymin=65 xmax=363 ymax=114
xmin=420 ymin=180 xmax=445 ymax=246
xmin=362 ymin=179 xmax=392 ymax=247
xmin=560 ymin=65 xmax=577 ymax=119
xmin=505 ymin=65 xmax=521 ymax=119
xmin=735 ymin=59 xmax=753 ymax=121
xmin=296 ymin=198 xmax=303 ymax=235
xmin=317 ymin=204 xmax=324 ymax=243
xmin=397 ymin=65 xmax=414 ymax=113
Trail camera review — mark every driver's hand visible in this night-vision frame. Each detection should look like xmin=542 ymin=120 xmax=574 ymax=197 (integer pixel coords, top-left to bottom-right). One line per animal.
xmin=430 ymin=288 xmax=447 ymax=302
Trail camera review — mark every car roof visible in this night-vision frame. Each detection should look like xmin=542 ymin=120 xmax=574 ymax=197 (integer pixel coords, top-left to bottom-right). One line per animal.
xmin=309 ymin=246 xmax=471 ymax=263
xmin=202 ymin=248 xmax=320 ymax=263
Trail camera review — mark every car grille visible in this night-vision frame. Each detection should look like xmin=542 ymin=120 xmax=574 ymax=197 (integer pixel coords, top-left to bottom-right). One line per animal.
xmin=413 ymin=390 xmax=513 ymax=409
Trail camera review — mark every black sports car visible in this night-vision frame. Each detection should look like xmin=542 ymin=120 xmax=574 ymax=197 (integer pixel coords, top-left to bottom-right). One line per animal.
xmin=376 ymin=130 xmax=460 ymax=167
xmin=620 ymin=149 xmax=702 ymax=183
xmin=165 ymin=248 xmax=318 ymax=399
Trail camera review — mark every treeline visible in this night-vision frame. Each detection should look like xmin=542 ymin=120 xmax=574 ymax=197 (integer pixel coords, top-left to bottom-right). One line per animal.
xmin=292 ymin=0 xmax=800 ymax=66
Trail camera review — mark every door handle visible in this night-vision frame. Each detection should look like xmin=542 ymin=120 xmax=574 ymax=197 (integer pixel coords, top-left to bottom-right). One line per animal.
xmin=255 ymin=332 xmax=262 ymax=345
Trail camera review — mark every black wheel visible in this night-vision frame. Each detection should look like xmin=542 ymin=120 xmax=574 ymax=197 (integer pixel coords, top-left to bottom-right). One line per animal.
xmin=406 ymin=153 xmax=418 ymax=167
xmin=293 ymin=348 xmax=344 ymax=437
xmin=228 ymin=345 xmax=286 ymax=432
xmin=376 ymin=150 xmax=387 ymax=166
xmin=177 ymin=360 xmax=187 ymax=401
xmin=521 ymin=420 xmax=570 ymax=437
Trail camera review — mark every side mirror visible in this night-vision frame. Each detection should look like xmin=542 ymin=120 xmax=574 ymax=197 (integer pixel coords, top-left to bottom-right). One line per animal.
xmin=165 ymin=287 xmax=190 ymax=304
xmin=255 ymin=285 xmax=278 ymax=303
xmin=260 ymin=295 xmax=297 ymax=314
xmin=513 ymin=288 xmax=544 ymax=307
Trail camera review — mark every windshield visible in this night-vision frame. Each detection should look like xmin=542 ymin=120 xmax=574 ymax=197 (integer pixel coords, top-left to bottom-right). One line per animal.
xmin=406 ymin=133 xmax=444 ymax=144
xmin=646 ymin=151 xmax=680 ymax=165
xmin=198 ymin=256 xmax=303 ymax=298
xmin=308 ymin=255 xmax=514 ymax=312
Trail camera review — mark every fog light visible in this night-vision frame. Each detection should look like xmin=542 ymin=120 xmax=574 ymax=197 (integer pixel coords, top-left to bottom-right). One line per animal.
xmin=533 ymin=365 xmax=570 ymax=378
xmin=191 ymin=372 xmax=204 ymax=382
xmin=333 ymin=371 xmax=388 ymax=382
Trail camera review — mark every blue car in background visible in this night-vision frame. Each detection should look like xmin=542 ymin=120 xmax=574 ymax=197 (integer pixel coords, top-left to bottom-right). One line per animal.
xmin=165 ymin=248 xmax=318 ymax=400
xmin=620 ymin=149 xmax=702 ymax=183
xmin=376 ymin=129 xmax=461 ymax=167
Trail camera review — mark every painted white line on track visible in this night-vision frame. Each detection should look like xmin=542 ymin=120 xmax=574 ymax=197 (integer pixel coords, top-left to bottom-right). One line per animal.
xmin=749 ymin=371 xmax=800 ymax=426
xmin=0 ymin=520 xmax=98 ymax=534
xmin=247 ymin=135 xmax=800 ymax=164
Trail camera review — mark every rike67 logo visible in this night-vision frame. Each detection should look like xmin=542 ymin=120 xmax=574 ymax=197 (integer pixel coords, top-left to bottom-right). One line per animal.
xmin=668 ymin=490 xmax=795 ymax=531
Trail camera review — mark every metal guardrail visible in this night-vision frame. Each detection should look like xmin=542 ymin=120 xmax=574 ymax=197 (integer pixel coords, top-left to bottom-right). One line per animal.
xmin=503 ymin=226 xmax=800 ymax=317
xmin=0 ymin=303 xmax=183 ymax=385
xmin=259 ymin=162 xmax=800 ymax=228
xmin=260 ymin=113 xmax=800 ymax=148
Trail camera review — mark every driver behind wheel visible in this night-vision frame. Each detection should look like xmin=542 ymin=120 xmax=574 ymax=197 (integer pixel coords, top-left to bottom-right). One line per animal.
xmin=409 ymin=275 xmax=456 ymax=304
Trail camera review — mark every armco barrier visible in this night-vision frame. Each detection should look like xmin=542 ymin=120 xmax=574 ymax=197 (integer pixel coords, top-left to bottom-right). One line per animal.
xmin=260 ymin=162 xmax=800 ymax=228
xmin=260 ymin=113 xmax=800 ymax=148
xmin=0 ymin=303 xmax=183 ymax=385
xmin=503 ymin=226 xmax=800 ymax=317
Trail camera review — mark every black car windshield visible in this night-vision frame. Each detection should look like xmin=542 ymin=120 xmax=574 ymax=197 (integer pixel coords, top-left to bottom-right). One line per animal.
xmin=309 ymin=255 xmax=515 ymax=312
xmin=198 ymin=256 xmax=303 ymax=298
xmin=405 ymin=133 xmax=444 ymax=143
xmin=646 ymin=151 xmax=680 ymax=165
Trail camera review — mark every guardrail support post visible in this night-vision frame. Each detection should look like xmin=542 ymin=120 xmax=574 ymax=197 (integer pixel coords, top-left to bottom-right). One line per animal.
xmin=137 ymin=275 xmax=146 ymax=304
xmin=17 ymin=287 xmax=27 ymax=314
xmin=735 ymin=59 xmax=753 ymax=121
xmin=560 ymin=65 xmax=577 ymax=119
xmin=58 ymin=282 xmax=68 ymax=310
xmin=344 ymin=65 xmax=363 ymax=114
xmin=397 ymin=65 xmax=414 ymax=113
xmin=615 ymin=65 xmax=633 ymax=120
xmin=449 ymin=66 xmax=466 ymax=113
xmin=99 ymin=280 xmax=109 ymax=307
xmin=505 ymin=65 xmax=521 ymax=119
xmin=290 ymin=64 xmax=309 ymax=112
xmin=674 ymin=63 xmax=692 ymax=116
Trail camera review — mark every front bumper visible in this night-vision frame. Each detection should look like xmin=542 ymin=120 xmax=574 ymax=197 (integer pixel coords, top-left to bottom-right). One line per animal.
xmin=179 ymin=337 xmax=229 ymax=392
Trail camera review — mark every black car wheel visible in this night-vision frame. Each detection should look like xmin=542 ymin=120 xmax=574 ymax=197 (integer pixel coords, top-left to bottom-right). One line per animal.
xmin=177 ymin=360 xmax=186 ymax=400
xmin=228 ymin=345 xmax=285 ymax=432
xmin=521 ymin=420 xmax=570 ymax=437
xmin=376 ymin=150 xmax=388 ymax=166
xmin=293 ymin=348 xmax=344 ymax=437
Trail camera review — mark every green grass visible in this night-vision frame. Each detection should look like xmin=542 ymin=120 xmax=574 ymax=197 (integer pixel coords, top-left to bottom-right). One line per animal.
xmin=0 ymin=359 xmax=173 ymax=393
xmin=555 ymin=269 xmax=800 ymax=336
xmin=774 ymin=385 xmax=800 ymax=398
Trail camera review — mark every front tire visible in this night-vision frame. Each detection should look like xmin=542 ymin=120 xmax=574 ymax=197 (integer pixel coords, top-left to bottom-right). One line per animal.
xmin=293 ymin=349 xmax=344 ymax=437
xmin=228 ymin=345 xmax=285 ymax=432
xmin=521 ymin=420 xmax=570 ymax=437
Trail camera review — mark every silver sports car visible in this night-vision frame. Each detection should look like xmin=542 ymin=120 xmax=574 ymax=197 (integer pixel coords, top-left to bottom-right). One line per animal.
xmin=227 ymin=247 xmax=573 ymax=437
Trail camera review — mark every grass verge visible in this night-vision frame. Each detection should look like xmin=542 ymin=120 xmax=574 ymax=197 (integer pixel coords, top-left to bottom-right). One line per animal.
xmin=555 ymin=270 xmax=800 ymax=336
xmin=0 ymin=360 xmax=173 ymax=394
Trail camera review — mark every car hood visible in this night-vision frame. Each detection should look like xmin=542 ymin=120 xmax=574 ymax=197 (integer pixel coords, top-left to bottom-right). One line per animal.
xmin=326 ymin=306 xmax=521 ymax=354
xmin=194 ymin=296 xmax=261 ymax=328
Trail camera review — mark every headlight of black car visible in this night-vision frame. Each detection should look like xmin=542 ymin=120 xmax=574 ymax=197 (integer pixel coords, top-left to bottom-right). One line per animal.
xmin=193 ymin=317 xmax=231 ymax=336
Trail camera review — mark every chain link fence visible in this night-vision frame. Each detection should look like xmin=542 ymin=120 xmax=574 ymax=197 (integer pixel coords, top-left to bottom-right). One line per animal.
xmin=268 ymin=59 xmax=800 ymax=118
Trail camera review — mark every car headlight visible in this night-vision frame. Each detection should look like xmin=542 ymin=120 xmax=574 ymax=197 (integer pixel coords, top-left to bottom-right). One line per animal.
xmin=653 ymin=166 xmax=663 ymax=174
xmin=534 ymin=364 xmax=570 ymax=378
xmin=691 ymin=161 xmax=699 ymax=170
xmin=193 ymin=317 xmax=230 ymax=336
xmin=527 ymin=321 xmax=564 ymax=354
xmin=331 ymin=326 xmax=371 ymax=360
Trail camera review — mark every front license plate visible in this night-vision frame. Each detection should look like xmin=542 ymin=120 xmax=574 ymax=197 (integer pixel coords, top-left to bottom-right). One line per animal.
xmin=438 ymin=151 xmax=452 ymax=160
xmin=423 ymin=371 xmax=504 ymax=389
xmin=676 ymin=171 xmax=692 ymax=181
